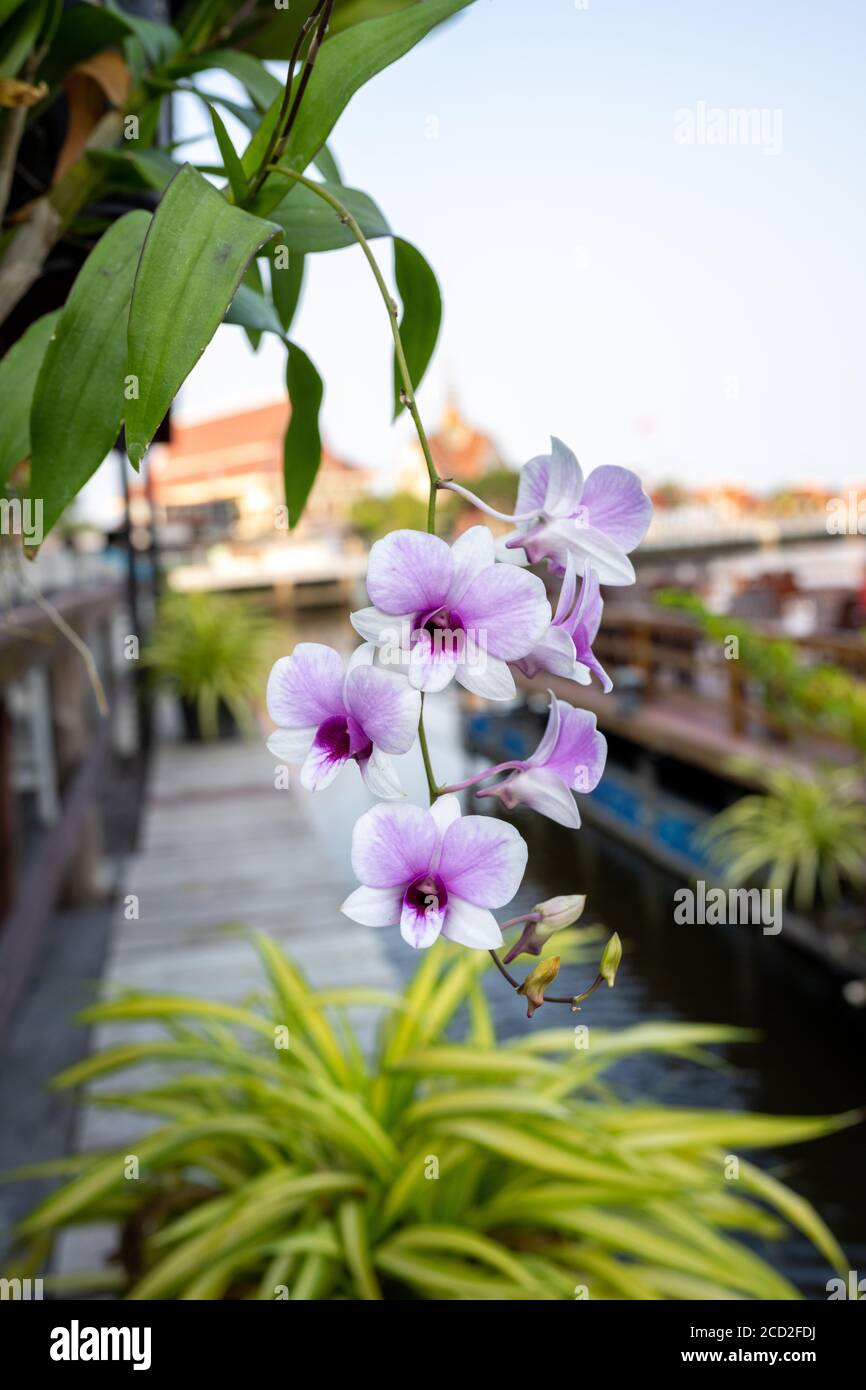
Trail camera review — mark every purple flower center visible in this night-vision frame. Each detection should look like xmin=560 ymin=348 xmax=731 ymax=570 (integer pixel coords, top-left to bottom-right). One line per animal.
xmin=314 ymin=714 xmax=373 ymax=767
xmin=314 ymin=714 xmax=351 ymax=763
xmin=417 ymin=607 xmax=467 ymax=658
xmin=404 ymin=873 xmax=448 ymax=919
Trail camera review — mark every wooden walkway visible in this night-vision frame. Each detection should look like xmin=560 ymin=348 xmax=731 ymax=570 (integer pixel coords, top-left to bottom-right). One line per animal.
xmin=55 ymin=735 xmax=413 ymax=1278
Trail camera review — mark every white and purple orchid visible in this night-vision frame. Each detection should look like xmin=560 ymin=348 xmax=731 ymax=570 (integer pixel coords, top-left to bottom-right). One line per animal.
xmin=351 ymin=525 xmax=551 ymax=700
xmin=515 ymin=558 xmax=613 ymax=691
xmin=503 ymin=437 xmax=652 ymax=585
xmin=341 ymin=794 xmax=527 ymax=949
xmin=477 ymin=696 xmax=607 ymax=829
xmin=266 ymin=642 xmax=420 ymax=798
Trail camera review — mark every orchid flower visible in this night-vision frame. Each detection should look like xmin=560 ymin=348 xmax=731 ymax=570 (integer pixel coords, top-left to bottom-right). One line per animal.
xmin=503 ymin=437 xmax=652 ymax=585
xmin=350 ymin=525 xmax=551 ymax=700
xmin=341 ymin=794 xmax=527 ymax=949
xmin=477 ymin=696 xmax=607 ymax=828
xmin=266 ymin=642 xmax=420 ymax=798
xmin=515 ymin=557 xmax=613 ymax=691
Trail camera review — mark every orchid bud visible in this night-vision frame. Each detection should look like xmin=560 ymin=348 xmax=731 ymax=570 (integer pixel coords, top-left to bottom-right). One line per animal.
xmin=517 ymin=955 xmax=561 ymax=1018
xmin=599 ymin=932 xmax=622 ymax=987
xmin=536 ymin=894 xmax=587 ymax=932
xmin=502 ymin=894 xmax=587 ymax=964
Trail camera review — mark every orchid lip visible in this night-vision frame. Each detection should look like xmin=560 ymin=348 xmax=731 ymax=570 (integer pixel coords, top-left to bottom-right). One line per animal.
xmin=313 ymin=714 xmax=351 ymax=765
xmin=404 ymin=873 xmax=448 ymax=919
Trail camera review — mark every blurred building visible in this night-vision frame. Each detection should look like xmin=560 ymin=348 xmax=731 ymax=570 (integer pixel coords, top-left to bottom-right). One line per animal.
xmin=150 ymin=402 xmax=374 ymax=545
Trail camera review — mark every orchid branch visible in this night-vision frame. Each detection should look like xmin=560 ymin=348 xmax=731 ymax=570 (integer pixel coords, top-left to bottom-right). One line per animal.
xmin=267 ymin=173 xmax=615 ymax=1016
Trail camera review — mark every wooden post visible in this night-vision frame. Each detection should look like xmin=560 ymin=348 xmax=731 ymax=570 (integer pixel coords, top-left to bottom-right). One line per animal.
xmin=728 ymin=658 xmax=747 ymax=736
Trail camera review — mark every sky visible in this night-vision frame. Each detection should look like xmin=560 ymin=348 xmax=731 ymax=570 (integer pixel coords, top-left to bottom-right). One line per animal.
xmin=174 ymin=0 xmax=866 ymax=494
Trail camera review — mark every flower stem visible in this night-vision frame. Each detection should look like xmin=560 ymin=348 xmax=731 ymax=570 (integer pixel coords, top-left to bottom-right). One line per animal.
xmin=418 ymin=694 xmax=439 ymax=803
xmin=438 ymin=760 xmax=524 ymax=794
xmin=438 ymin=479 xmax=539 ymax=524
xmin=247 ymin=0 xmax=333 ymax=201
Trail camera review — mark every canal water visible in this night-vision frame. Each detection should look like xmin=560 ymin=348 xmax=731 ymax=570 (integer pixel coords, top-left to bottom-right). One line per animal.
xmin=294 ymin=608 xmax=866 ymax=1298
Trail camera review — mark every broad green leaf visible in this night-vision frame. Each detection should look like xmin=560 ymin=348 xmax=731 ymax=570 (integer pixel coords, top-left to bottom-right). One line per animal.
xmin=246 ymin=0 xmax=475 ymax=209
xmin=270 ymin=249 xmax=305 ymax=333
xmin=208 ymin=104 xmax=248 ymax=204
xmin=264 ymin=180 xmax=390 ymax=253
xmin=0 ymin=311 xmax=59 ymax=488
xmin=225 ymin=282 xmax=285 ymax=343
xmin=30 ymin=211 xmax=150 ymax=538
xmin=392 ymin=237 xmax=441 ymax=417
xmin=283 ymin=340 xmax=323 ymax=528
xmin=125 ymin=165 xmax=280 ymax=462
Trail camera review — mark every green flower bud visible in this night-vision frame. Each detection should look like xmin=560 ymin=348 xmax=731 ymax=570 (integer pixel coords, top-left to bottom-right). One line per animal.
xmin=535 ymin=895 xmax=587 ymax=933
xmin=599 ymin=932 xmax=622 ymax=988
xmin=517 ymin=955 xmax=561 ymax=1018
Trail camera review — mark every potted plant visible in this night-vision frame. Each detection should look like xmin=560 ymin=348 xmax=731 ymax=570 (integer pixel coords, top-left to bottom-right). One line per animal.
xmin=143 ymin=590 xmax=279 ymax=741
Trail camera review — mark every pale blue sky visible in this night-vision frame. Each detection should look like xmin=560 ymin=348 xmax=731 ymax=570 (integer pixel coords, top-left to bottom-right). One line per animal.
xmin=177 ymin=0 xmax=866 ymax=492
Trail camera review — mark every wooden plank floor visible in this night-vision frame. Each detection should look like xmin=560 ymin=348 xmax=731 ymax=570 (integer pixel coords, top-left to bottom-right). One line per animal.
xmin=56 ymin=735 xmax=407 ymax=1279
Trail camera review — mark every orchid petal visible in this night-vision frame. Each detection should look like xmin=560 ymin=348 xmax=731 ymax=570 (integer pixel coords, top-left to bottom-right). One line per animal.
xmin=438 ymin=814 xmax=527 ymax=908
xmin=456 ymin=651 xmax=516 ymax=701
xmin=265 ymin=727 xmax=315 ymax=762
xmin=340 ymin=884 xmax=402 ymax=927
xmin=400 ymin=895 xmax=444 ymax=949
xmin=267 ymin=644 xmax=345 ymax=729
xmin=499 ymin=767 xmax=582 ymax=828
xmin=344 ymin=664 xmax=420 ymax=754
xmin=442 ymin=896 xmax=504 ymax=949
xmin=359 ymin=747 xmax=404 ymax=800
xmin=542 ymin=703 xmax=607 ymax=790
xmin=516 ymin=624 xmax=578 ymax=681
xmin=350 ymin=606 xmax=411 ymax=655
xmin=408 ymin=629 xmax=461 ymax=693
xmin=448 ymin=525 xmax=496 ymax=603
xmin=581 ymin=464 xmax=652 ymax=551
xmin=366 ymin=529 xmax=452 ymax=616
xmin=544 ymin=436 xmax=584 ymax=517
xmin=430 ymin=793 xmax=462 ymax=841
xmin=458 ymin=564 xmax=550 ymax=661
xmin=351 ymin=802 xmax=436 ymax=889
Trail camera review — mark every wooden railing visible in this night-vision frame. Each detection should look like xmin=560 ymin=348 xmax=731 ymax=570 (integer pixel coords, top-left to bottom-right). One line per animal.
xmin=0 ymin=582 xmax=131 ymax=1038
xmin=592 ymin=605 xmax=866 ymax=746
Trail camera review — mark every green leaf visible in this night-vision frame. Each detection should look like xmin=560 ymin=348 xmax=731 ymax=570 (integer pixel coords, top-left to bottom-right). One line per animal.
xmin=104 ymin=0 xmax=179 ymax=66
xmin=125 ymin=164 xmax=280 ymax=463
xmin=283 ymin=341 xmax=323 ymax=528
xmin=88 ymin=148 xmax=180 ymax=195
xmin=337 ymin=1200 xmax=381 ymax=1300
xmin=270 ymin=249 xmax=305 ymax=335
xmin=312 ymin=142 xmax=342 ymax=184
xmin=246 ymin=0 xmax=474 ymax=208
xmin=265 ymin=180 xmax=389 ymax=253
xmin=392 ymin=237 xmax=441 ymax=417
xmin=224 ymin=282 xmax=286 ymax=342
xmin=0 ymin=311 xmax=59 ymax=489
xmin=168 ymin=49 xmax=282 ymax=111
xmin=30 ymin=211 xmax=151 ymax=538
xmin=208 ymin=103 xmax=248 ymax=204
xmin=37 ymin=2 xmax=129 ymax=86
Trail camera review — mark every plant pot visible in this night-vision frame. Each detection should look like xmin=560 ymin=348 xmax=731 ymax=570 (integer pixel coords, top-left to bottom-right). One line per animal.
xmin=179 ymin=697 xmax=240 ymax=742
